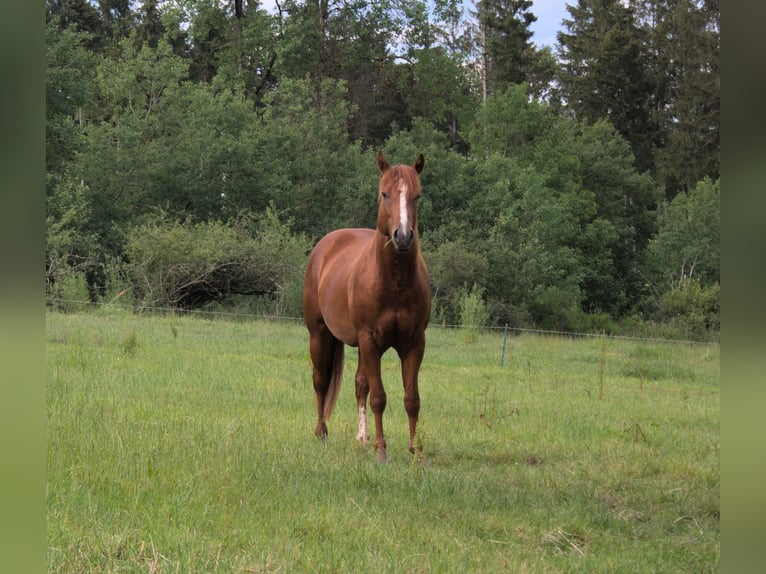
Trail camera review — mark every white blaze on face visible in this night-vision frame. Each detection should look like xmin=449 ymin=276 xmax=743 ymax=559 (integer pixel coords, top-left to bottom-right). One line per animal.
xmin=398 ymin=181 xmax=409 ymax=236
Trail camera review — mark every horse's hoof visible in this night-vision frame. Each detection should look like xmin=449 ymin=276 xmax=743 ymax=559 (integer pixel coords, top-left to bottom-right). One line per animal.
xmin=410 ymin=448 xmax=429 ymax=466
xmin=376 ymin=449 xmax=388 ymax=464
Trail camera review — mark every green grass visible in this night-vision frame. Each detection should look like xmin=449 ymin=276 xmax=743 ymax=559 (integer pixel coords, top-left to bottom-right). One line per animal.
xmin=46 ymin=309 xmax=719 ymax=573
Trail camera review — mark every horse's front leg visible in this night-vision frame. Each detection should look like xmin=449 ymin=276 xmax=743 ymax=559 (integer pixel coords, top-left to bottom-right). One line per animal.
xmin=359 ymin=335 xmax=387 ymax=462
xmin=354 ymin=353 xmax=370 ymax=445
xmin=400 ymin=339 xmax=425 ymax=456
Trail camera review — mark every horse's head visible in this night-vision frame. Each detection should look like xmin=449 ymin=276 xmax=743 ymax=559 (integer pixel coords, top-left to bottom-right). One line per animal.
xmin=376 ymin=151 xmax=425 ymax=253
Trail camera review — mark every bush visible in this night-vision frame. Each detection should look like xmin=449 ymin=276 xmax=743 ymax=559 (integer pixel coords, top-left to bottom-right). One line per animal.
xmin=563 ymin=308 xmax=616 ymax=335
xmin=49 ymin=271 xmax=91 ymax=312
xmin=126 ymin=210 xmax=310 ymax=312
xmin=657 ymin=280 xmax=719 ymax=341
xmin=455 ymin=284 xmax=489 ymax=341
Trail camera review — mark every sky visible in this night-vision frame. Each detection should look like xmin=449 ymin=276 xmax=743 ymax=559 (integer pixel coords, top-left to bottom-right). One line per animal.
xmin=256 ymin=1 xmax=570 ymax=50
xmin=527 ymin=0 xmax=570 ymax=49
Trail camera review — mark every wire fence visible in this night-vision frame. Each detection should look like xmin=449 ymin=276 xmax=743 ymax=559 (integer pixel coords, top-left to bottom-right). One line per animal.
xmin=46 ymin=297 xmax=720 ymax=348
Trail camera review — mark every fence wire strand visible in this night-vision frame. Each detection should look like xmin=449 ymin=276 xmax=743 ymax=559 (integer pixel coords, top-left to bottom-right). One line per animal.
xmin=46 ymin=297 xmax=719 ymax=347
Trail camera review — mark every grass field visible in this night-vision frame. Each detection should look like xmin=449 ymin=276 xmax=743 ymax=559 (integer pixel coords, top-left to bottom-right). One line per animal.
xmin=46 ymin=309 xmax=719 ymax=573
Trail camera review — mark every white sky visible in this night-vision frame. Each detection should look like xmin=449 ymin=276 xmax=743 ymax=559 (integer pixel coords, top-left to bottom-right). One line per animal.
xmin=255 ymin=0 xmax=570 ymax=49
xmin=527 ymin=0 xmax=569 ymax=48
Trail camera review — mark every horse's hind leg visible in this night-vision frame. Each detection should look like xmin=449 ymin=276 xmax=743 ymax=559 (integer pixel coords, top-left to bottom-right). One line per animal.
xmin=309 ymin=324 xmax=338 ymax=439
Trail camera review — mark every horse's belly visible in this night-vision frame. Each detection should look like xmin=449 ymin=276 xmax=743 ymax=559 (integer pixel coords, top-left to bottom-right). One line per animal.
xmin=317 ymin=285 xmax=358 ymax=346
xmin=323 ymin=316 xmax=358 ymax=347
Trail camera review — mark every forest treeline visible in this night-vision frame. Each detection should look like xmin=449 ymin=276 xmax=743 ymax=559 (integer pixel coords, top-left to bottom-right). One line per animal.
xmin=46 ymin=0 xmax=719 ymax=340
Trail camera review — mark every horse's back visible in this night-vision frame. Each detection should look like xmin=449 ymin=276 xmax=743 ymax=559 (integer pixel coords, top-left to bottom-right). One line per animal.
xmin=305 ymin=228 xmax=373 ymax=286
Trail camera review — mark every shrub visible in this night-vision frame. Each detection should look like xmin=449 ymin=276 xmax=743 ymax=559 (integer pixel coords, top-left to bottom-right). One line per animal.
xmin=455 ymin=284 xmax=489 ymax=341
xmin=125 ymin=210 xmax=310 ymax=312
xmin=657 ymin=280 xmax=720 ymax=341
xmin=50 ymin=271 xmax=91 ymax=312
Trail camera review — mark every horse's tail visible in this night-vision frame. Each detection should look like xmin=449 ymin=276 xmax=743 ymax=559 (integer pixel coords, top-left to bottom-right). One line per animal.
xmin=323 ymin=340 xmax=344 ymax=422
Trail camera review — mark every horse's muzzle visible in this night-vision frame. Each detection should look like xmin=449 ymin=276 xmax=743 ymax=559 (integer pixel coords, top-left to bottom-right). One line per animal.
xmin=392 ymin=228 xmax=415 ymax=252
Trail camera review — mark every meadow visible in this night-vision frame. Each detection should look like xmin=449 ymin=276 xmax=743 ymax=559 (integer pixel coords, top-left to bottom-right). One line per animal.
xmin=46 ymin=309 xmax=719 ymax=573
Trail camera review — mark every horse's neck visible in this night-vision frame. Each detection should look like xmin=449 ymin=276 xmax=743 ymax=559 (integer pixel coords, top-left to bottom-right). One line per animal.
xmin=372 ymin=230 xmax=421 ymax=282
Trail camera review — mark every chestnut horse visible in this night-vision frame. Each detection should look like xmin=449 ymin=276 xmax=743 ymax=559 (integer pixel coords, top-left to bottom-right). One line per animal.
xmin=303 ymin=151 xmax=431 ymax=463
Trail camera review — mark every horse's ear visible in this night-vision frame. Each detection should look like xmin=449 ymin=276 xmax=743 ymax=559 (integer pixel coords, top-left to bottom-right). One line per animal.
xmin=413 ymin=153 xmax=425 ymax=174
xmin=377 ymin=150 xmax=390 ymax=173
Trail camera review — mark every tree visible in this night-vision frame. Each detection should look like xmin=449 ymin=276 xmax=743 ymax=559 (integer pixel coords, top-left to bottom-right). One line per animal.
xmin=46 ymin=0 xmax=110 ymax=51
xmin=134 ymin=0 xmax=165 ymax=49
xmin=211 ymin=2 xmax=281 ymax=102
xmin=46 ymin=17 xmax=97 ymax=174
xmin=633 ymin=0 xmax=719 ymax=197
xmin=642 ymin=178 xmax=719 ymax=338
xmin=645 ymin=177 xmax=719 ymax=294
xmin=474 ymin=0 xmax=537 ymax=98
xmin=186 ymin=0 xmax=230 ymax=83
xmin=398 ymin=47 xmax=479 ymax=148
xmin=468 ymin=83 xmax=552 ymax=160
xmin=569 ymin=119 xmax=661 ymax=313
xmin=557 ymin=0 xmax=659 ymax=176
xmin=74 ymin=36 xmax=191 ymax=255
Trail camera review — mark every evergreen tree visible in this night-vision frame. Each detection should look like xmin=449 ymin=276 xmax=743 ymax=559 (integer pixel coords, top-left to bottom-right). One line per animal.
xmin=474 ymin=0 xmax=537 ymax=98
xmin=632 ymin=0 xmax=719 ymax=197
xmin=557 ymin=0 xmax=659 ymax=176
xmin=46 ymin=0 xmax=110 ymax=51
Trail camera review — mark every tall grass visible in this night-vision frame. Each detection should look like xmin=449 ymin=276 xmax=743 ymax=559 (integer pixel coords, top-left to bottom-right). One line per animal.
xmin=47 ymin=310 xmax=719 ymax=572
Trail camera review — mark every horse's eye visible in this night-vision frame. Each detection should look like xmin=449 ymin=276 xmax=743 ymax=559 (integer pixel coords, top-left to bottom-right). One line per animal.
xmin=381 ymin=192 xmax=389 ymax=199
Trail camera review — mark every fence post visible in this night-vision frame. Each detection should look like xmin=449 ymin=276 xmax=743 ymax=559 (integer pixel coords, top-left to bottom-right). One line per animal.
xmin=500 ymin=323 xmax=509 ymax=366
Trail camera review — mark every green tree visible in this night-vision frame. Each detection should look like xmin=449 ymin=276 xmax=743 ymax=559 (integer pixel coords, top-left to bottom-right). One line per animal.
xmin=568 ymin=119 xmax=661 ymax=312
xmin=253 ymin=76 xmax=363 ymax=237
xmin=641 ymin=178 xmax=719 ymax=339
xmin=46 ymin=0 xmax=110 ymax=51
xmin=645 ymin=177 xmax=719 ymax=295
xmin=46 ymin=17 xmax=98 ymax=174
xmin=474 ymin=0 xmax=537 ymax=98
xmin=398 ymin=47 xmax=479 ymax=148
xmin=465 ymin=86 xmax=658 ymax=325
xmin=217 ymin=3 xmax=280 ymax=102
xmin=46 ymin=17 xmax=101 ymax=294
xmin=468 ymin=83 xmax=552 ymax=160
xmin=74 ymin=36 xmax=190 ymax=255
xmin=186 ymin=0 xmax=230 ymax=83
xmin=557 ymin=0 xmax=659 ymax=175
xmin=632 ymin=0 xmax=719 ymax=197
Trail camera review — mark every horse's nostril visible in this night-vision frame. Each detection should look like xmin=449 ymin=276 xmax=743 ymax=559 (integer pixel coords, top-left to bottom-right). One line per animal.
xmin=393 ymin=228 xmax=414 ymax=248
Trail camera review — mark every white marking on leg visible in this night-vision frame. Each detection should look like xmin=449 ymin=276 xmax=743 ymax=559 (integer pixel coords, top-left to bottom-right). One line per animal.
xmin=356 ymin=405 xmax=369 ymax=444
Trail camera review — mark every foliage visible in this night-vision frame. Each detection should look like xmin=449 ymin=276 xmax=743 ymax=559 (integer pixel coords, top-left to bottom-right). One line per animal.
xmin=647 ymin=177 xmax=719 ymax=292
xmin=475 ymin=0 xmax=537 ymax=96
xmin=45 ymin=0 xmax=719 ymax=337
xmin=46 ymin=174 xmax=100 ymax=299
xmin=642 ymin=178 xmax=719 ymax=339
xmin=633 ymin=0 xmax=719 ymax=196
xmin=455 ymin=283 xmax=490 ymax=340
xmin=125 ymin=210 xmax=310 ymax=313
